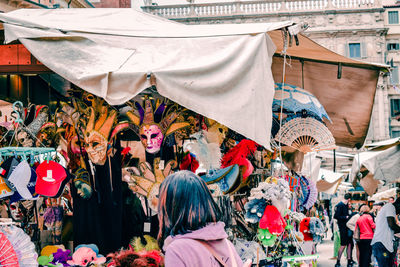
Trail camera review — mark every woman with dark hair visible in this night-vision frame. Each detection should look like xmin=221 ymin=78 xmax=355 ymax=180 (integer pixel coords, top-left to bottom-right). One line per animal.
xmin=158 ymin=170 xmax=246 ymax=267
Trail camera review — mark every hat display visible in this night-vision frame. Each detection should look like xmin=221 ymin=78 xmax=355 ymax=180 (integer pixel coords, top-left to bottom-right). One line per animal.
xmin=35 ymin=161 xmax=68 ymax=197
xmin=0 ymin=157 xmax=20 ymax=189
xmin=9 ymin=164 xmax=38 ymax=203
xmin=8 ymin=161 xmax=34 ymax=199
xmin=0 ymin=176 xmax=13 ymax=199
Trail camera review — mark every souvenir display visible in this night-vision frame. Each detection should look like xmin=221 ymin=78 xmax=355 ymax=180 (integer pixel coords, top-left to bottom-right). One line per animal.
xmin=0 ymin=83 xmax=330 ymax=266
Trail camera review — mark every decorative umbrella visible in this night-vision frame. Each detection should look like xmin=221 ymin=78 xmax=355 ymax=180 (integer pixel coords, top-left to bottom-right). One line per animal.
xmin=273 ymin=83 xmax=331 ymax=122
xmin=0 ymin=232 xmax=19 ymax=267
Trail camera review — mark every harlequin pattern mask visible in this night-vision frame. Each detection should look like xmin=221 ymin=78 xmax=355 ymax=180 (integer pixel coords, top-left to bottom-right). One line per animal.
xmin=127 ymin=98 xmax=190 ymax=154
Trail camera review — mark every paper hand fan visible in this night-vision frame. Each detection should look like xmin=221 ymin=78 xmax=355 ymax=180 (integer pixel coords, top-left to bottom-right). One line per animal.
xmin=274 ymin=117 xmax=335 ymax=154
xmin=304 ymin=178 xmax=318 ymax=210
xmin=0 ymin=232 xmax=19 ymax=267
xmin=1 ymin=225 xmax=38 ymax=266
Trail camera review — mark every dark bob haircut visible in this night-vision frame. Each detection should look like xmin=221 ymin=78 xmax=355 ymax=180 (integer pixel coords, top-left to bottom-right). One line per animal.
xmin=157 ymin=170 xmax=221 ymax=248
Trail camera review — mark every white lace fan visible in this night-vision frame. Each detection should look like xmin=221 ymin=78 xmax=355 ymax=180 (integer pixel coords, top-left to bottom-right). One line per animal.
xmin=274 ymin=117 xmax=336 ymax=154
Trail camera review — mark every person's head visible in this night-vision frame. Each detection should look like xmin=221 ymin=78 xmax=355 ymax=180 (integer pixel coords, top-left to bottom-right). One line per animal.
xmin=372 ymin=201 xmax=384 ymax=212
xmin=359 ymin=204 xmax=370 ymax=214
xmin=157 ymin=171 xmax=221 ymax=248
xmin=344 ymin=193 xmax=351 ymax=203
xmin=390 ymin=197 xmax=395 ymax=203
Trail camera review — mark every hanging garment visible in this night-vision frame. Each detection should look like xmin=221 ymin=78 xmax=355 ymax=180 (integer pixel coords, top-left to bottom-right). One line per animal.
xmin=72 ymin=152 xmax=123 ymax=255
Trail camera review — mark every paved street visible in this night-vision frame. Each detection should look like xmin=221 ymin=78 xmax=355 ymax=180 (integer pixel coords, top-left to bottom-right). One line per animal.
xmin=317 ymin=237 xmax=337 ymax=267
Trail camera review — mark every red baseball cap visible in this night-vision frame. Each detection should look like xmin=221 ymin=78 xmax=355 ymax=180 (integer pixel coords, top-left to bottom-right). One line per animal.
xmin=35 ymin=161 xmax=68 ymax=197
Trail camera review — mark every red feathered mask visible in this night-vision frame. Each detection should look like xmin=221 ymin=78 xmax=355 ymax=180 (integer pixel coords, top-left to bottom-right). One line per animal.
xmin=221 ymin=139 xmax=258 ymax=181
xmin=259 ymin=205 xmax=286 ymax=235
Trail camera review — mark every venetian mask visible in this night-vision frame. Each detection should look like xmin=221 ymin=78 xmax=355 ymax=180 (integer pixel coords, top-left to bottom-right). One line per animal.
xmin=73 ymin=168 xmax=92 ymax=199
xmin=84 ymin=106 xmax=116 ymax=165
xmin=203 ymin=118 xmax=228 ymax=146
xmin=139 ymin=124 xmax=164 ymax=154
xmin=16 ymin=130 xmax=34 ymax=147
xmin=85 ymin=131 xmax=108 ymax=165
xmin=126 ymin=98 xmax=190 ymax=155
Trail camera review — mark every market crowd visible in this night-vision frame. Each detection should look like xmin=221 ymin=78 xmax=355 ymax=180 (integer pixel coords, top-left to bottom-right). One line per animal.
xmin=334 ymin=193 xmax=400 ymax=267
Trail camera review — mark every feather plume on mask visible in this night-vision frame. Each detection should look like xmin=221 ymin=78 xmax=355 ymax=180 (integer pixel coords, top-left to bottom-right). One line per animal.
xmin=221 ymin=139 xmax=259 ymax=181
xmin=184 ymin=131 xmax=221 ymax=173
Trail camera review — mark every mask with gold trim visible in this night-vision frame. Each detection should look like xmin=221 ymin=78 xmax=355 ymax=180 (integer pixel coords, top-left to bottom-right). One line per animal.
xmin=84 ymin=105 xmax=117 ymax=165
xmin=126 ymin=98 xmax=190 ymax=154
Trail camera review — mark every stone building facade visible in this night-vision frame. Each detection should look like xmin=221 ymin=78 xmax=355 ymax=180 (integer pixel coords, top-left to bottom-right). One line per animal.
xmin=142 ymin=0 xmax=395 ymax=143
xmin=385 ymin=3 xmax=400 ymax=138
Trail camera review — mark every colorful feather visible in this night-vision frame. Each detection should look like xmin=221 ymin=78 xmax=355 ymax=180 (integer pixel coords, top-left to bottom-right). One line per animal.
xmin=221 ymin=139 xmax=258 ymax=180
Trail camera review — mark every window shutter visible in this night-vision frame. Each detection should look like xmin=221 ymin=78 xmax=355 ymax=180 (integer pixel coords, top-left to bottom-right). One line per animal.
xmin=391 ymin=66 xmax=399 ymax=85
xmin=361 ymin=43 xmax=367 ymax=59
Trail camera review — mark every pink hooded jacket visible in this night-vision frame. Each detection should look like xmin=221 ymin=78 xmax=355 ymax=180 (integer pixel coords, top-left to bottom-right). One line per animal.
xmin=163 ymin=222 xmax=243 ymax=267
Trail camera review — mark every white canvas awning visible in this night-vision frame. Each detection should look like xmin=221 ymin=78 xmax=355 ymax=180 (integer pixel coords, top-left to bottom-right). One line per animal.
xmin=350 ymin=145 xmax=400 ymax=183
xmin=369 ymin=188 xmax=397 ymax=201
xmin=0 ymin=9 xmax=296 ymax=150
xmin=316 ymin=168 xmax=345 ymax=195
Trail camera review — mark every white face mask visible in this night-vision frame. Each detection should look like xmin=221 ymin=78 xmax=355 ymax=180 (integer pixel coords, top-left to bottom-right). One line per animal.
xmin=139 ymin=124 xmax=164 ymax=154
xmin=85 ymin=131 xmax=108 ymax=165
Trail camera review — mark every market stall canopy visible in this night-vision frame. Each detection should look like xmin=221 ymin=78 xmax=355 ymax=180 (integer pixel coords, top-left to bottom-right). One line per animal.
xmin=350 ymin=145 xmax=400 ymax=184
xmin=316 ymin=168 xmax=344 ymax=195
xmin=0 ymin=9 xmax=296 ymax=150
xmin=269 ymin=31 xmax=387 ymax=148
xmin=369 ymin=187 xmax=397 ymax=201
xmin=364 ymin=137 xmax=400 ymax=151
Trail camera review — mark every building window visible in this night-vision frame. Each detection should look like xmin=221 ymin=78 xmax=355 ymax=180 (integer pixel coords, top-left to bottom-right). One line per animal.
xmin=391 ymin=99 xmax=400 ymax=117
xmin=389 ymin=11 xmax=399 ymax=24
xmin=349 ymin=43 xmax=361 ymax=58
xmin=388 ymin=43 xmax=400 ymax=51
xmin=392 ymin=66 xmax=399 ymax=85
xmin=391 ymin=130 xmax=400 ymax=138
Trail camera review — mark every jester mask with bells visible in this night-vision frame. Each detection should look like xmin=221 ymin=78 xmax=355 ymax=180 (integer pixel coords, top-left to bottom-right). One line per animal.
xmin=84 ymin=105 xmax=117 ymax=165
xmin=123 ymin=158 xmax=176 ymax=212
xmin=126 ymin=99 xmax=189 ymax=154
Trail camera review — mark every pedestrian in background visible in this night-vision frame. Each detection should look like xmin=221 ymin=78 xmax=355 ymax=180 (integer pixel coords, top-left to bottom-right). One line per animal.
xmin=355 ymin=205 xmax=375 ymax=267
xmin=334 ymin=193 xmax=354 ymax=267
xmin=346 ymin=205 xmax=361 ymax=264
xmin=371 ymin=198 xmax=400 ymax=267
